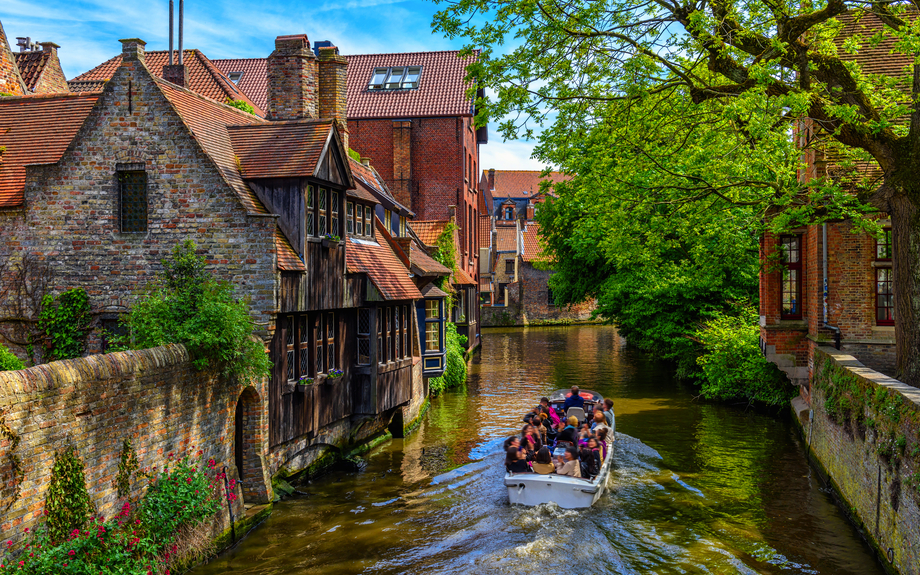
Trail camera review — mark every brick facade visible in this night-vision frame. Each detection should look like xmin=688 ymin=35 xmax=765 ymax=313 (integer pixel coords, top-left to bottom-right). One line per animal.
xmin=267 ymin=35 xmax=318 ymax=121
xmin=0 ymin=20 xmax=26 ymax=96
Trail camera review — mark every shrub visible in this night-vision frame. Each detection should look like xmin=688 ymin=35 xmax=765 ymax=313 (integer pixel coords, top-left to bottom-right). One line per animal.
xmin=429 ymin=322 xmax=468 ymax=395
xmin=45 ymin=446 xmax=92 ymax=545
xmin=225 ymin=99 xmax=255 ymax=115
xmin=0 ymin=344 xmax=23 ymax=371
xmin=694 ymin=304 xmax=795 ymax=407
xmin=141 ymin=456 xmax=223 ymax=548
xmin=120 ymin=240 xmax=271 ymax=383
xmin=37 ymin=288 xmax=91 ymax=361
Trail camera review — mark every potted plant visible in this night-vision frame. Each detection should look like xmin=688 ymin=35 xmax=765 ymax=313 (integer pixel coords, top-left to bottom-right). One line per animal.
xmin=325 ymin=368 xmax=344 ymax=383
xmin=321 ymin=233 xmax=341 ymax=248
xmin=297 ymin=375 xmax=314 ymax=391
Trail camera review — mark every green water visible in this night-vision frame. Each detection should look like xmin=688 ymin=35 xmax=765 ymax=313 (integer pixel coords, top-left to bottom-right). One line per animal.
xmin=190 ymin=325 xmax=884 ymax=574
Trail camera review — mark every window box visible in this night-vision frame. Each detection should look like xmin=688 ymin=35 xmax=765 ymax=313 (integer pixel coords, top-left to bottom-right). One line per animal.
xmin=296 ymin=377 xmax=314 ymax=392
xmin=323 ymin=369 xmax=344 ymax=384
xmin=322 ymin=235 xmax=341 ymax=248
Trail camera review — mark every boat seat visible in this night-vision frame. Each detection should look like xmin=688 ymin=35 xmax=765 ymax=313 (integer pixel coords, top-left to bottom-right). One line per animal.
xmin=566 ymin=407 xmax=586 ymax=422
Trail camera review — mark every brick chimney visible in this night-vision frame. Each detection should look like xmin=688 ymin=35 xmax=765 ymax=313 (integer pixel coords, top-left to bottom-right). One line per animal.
xmin=526 ymin=202 xmax=535 ymax=221
xmin=392 ymin=120 xmax=413 ymax=209
xmin=267 ymin=34 xmax=317 ymax=121
xmin=163 ymin=61 xmax=187 ymax=87
xmin=316 ymin=44 xmax=349 ymax=150
xmin=488 ymin=168 xmax=495 ymax=191
xmin=39 ymin=42 xmax=59 ymax=56
xmin=119 ymin=38 xmax=146 ymax=63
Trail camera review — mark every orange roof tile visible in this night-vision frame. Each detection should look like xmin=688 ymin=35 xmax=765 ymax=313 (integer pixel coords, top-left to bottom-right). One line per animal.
xmin=346 ymin=223 xmax=421 ymax=301
xmin=485 ymin=170 xmax=570 ymax=199
xmin=154 ymin=78 xmax=268 ymax=214
xmin=833 ymin=12 xmax=914 ymax=80
xmin=227 ymin=120 xmax=333 ymax=180
xmin=410 ymin=220 xmax=447 ymax=247
xmin=73 ymin=49 xmax=264 ymax=116
xmin=14 ymin=51 xmax=50 ymax=92
xmin=0 ymin=92 xmax=100 ymax=209
xmin=348 ymin=157 xmax=386 ymax=203
xmin=408 ymin=241 xmax=450 ymax=276
xmin=276 ymin=227 xmax=305 ymax=271
xmin=521 ymin=222 xmax=544 ymax=262
xmin=451 ymin=266 xmax=476 ymax=286
xmin=345 ymin=51 xmax=478 ymax=119
xmin=494 ymin=225 xmax=519 ymax=252
xmin=67 ymin=79 xmax=106 ymax=92
xmin=211 ymin=58 xmax=268 ymax=111
xmin=479 ymin=215 xmax=491 ymax=250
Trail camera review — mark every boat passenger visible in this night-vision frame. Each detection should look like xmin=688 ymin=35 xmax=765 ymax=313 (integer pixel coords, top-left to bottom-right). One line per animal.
xmin=602 ymin=398 xmax=615 ymax=428
xmin=586 ymin=437 xmax=603 ymax=470
xmin=579 ymin=447 xmax=599 ymax=479
xmin=540 ymin=397 xmax=561 ymax=426
xmin=554 ymin=446 xmax=581 ymax=477
xmin=591 ymin=410 xmax=609 ymax=434
xmin=556 ymin=416 xmax=579 ymax=446
xmin=504 ymin=436 xmax=521 ymax=452
xmin=531 ymin=446 xmax=555 ymax=475
xmin=522 ymin=424 xmax=542 ymax=452
xmin=506 ymin=446 xmax=531 ymax=474
xmin=563 ymin=386 xmax=585 ymax=413
xmin=595 ymin=428 xmax=609 ymax=459
xmin=521 ymin=434 xmax=539 ymax=461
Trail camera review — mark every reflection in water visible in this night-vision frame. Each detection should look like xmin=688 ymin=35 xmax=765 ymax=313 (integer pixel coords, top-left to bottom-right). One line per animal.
xmin=190 ymin=326 xmax=883 ymax=575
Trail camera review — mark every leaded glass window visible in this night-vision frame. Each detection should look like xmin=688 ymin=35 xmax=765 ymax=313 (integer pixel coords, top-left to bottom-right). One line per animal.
xmin=306 ymin=186 xmax=315 ymax=237
xmin=326 ymin=312 xmax=335 ymax=370
xmin=118 ymin=170 xmax=147 ymax=233
xmin=357 ymin=308 xmax=370 ymax=365
xmin=318 ymin=188 xmax=327 ymax=235
xmin=346 ymin=202 xmax=354 ymax=235
xmin=780 ymin=235 xmax=802 ymax=319
xmin=365 ymin=206 xmax=372 ymax=236
xmin=331 ymin=190 xmax=340 ymax=236
xmin=314 ymin=315 xmax=323 ymax=374
xmin=285 ymin=316 xmax=295 ymax=382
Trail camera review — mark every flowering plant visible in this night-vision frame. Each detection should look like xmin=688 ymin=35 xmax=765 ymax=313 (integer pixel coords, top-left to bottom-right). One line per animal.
xmin=323 ymin=234 xmax=341 ymax=243
xmin=298 ymin=375 xmax=314 ymax=385
xmin=326 ymin=369 xmax=344 ymax=379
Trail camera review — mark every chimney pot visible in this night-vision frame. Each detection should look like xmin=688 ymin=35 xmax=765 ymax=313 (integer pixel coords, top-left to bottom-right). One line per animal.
xmin=119 ymin=38 xmax=146 ymax=63
xmin=39 ymin=42 xmax=59 ymax=54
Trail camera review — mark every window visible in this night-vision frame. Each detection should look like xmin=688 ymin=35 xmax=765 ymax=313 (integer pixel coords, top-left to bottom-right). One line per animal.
xmin=387 ymin=307 xmax=394 ymax=361
xmin=399 ymin=216 xmax=407 ymax=237
xmin=227 ymin=71 xmax=243 ymax=84
xmin=468 ymin=207 xmax=473 ymax=254
xmin=299 ymin=315 xmax=309 ymax=377
xmin=326 ymin=312 xmax=335 ymax=370
xmin=314 ymin=315 xmax=323 ymax=373
xmin=368 ymin=66 xmax=422 ymax=90
xmin=504 ymin=207 xmax=514 ymax=220
xmin=306 ymin=186 xmax=315 ymax=236
xmin=118 ymin=169 xmax=147 ymax=233
xmin=548 ymin=287 xmax=556 ymax=306
xmin=377 ymin=308 xmax=384 ymax=364
xmin=498 ymin=283 xmax=508 ymax=305
xmin=346 ymin=202 xmax=354 ymax=235
xmin=457 ymin=289 xmax=467 ymax=322
xmin=357 ymin=308 xmax=371 ymax=365
xmin=285 ymin=316 xmax=295 ymax=382
xmin=394 ymin=307 xmax=400 ymax=359
xmin=402 ymin=305 xmax=409 ymax=358
xmin=505 ymin=259 xmax=515 ymax=274
xmin=384 ymin=209 xmax=392 ymax=234
xmin=365 ymin=206 xmax=373 ymax=236
xmin=318 ymin=187 xmax=328 ymax=235
xmin=780 ymin=235 xmax=802 ymax=319
xmin=425 ymin=299 xmax=441 ymax=351
xmin=876 ymin=228 xmax=894 ymax=326
xmin=284 ymin=315 xmax=311 ymax=382
xmin=331 ymin=190 xmax=339 ymax=237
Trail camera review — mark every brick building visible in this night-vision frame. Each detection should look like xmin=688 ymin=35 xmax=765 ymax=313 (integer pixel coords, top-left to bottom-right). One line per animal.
xmin=760 ymin=12 xmax=899 ymax=392
xmin=0 ymin=34 xmax=444 ymax=492
xmin=0 ymin=20 xmax=68 ymax=96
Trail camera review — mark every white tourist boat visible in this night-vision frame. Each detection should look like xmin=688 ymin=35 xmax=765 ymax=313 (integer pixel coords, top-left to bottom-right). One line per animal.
xmin=504 ymin=389 xmax=615 ymax=509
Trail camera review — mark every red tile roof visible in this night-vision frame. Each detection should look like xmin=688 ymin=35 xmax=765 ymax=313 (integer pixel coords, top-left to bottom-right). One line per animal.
xmin=154 ymin=78 xmax=268 ymax=214
xmin=73 ymin=50 xmax=264 ymax=116
xmin=0 ymin=92 xmax=100 ymax=209
xmin=408 ymin=241 xmax=450 ymax=276
xmin=834 ymin=12 xmax=913 ymax=80
xmin=410 ymin=220 xmax=448 ymax=247
xmin=276 ymin=227 xmax=305 ymax=271
xmin=211 ymin=58 xmax=268 ymax=111
xmin=451 ymin=266 xmax=477 ymax=286
xmin=227 ymin=120 xmax=334 ymax=180
xmin=521 ymin=222 xmax=544 ymax=262
xmin=346 ymin=224 xmax=421 ymax=301
xmin=494 ymin=225 xmax=519 ymax=252
xmin=479 ymin=215 xmax=491 ymax=250
xmin=14 ymin=51 xmax=50 ymax=92
xmin=479 ymin=277 xmax=492 ymax=291
xmin=345 ymin=51 xmax=477 ymax=119
xmin=67 ymin=79 xmax=106 ymax=92
xmin=485 ymin=170 xmax=570 ymax=199
xmin=348 ymin=157 xmax=387 ymax=203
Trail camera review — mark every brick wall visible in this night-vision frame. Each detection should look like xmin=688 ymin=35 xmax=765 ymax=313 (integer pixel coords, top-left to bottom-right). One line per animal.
xmin=317 ymin=47 xmax=348 ymax=150
xmin=0 ymin=21 xmax=26 ymax=96
xmin=0 ymin=345 xmax=271 ymax=547
xmin=31 ymin=43 xmax=68 ymax=94
xmin=0 ymin=46 xmax=278 ymax=356
xmin=799 ymin=347 xmax=920 ymax=575
xmin=267 ymin=35 xmax=317 ymax=121
xmin=519 ymin=262 xmax=595 ymax=322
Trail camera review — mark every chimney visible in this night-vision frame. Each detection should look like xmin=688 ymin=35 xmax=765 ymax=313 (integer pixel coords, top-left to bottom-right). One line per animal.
xmin=488 ymin=168 xmax=495 ymax=191
xmin=526 ymin=202 xmax=534 ymax=221
xmin=267 ymin=34 xmax=317 ymax=121
xmin=163 ymin=0 xmax=186 ymax=86
xmin=316 ymin=43 xmax=349 ymax=150
xmin=119 ymin=38 xmax=146 ymax=63
xmin=39 ymin=42 xmax=59 ymax=57
xmin=163 ymin=63 xmax=187 ymax=87
xmin=392 ymin=120 xmax=413 ymax=209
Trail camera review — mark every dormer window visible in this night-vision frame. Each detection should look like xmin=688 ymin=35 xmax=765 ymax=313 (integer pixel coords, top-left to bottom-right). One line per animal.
xmin=227 ymin=71 xmax=243 ymax=84
xmin=504 ymin=207 xmax=514 ymax=220
xmin=368 ymin=66 xmax=422 ymax=90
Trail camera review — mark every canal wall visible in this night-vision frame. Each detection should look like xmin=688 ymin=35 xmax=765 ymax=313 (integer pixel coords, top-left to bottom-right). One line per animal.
xmin=796 ymin=346 xmax=920 ymax=575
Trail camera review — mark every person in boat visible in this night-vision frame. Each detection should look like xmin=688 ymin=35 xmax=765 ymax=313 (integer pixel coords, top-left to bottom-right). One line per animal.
xmin=562 ymin=386 xmax=585 ymax=415
xmin=554 ymin=445 xmax=581 ymax=477
xmin=506 ymin=446 xmax=531 ymax=474
xmin=540 ymin=397 xmax=562 ymax=426
xmin=504 ymin=436 xmax=521 ymax=452
xmin=602 ymin=398 xmax=615 ymax=428
xmin=579 ymin=447 xmax=599 ymax=479
xmin=595 ymin=428 xmax=609 ymax=459
xmin=556 ymin=416 xmax=579 ymax=446
xmin=590 ymin=410 xmax=609 ymax=434
xmin=586 ymin=437 xmax=603 ymax=469
xmin=531 ymin=446 xmax=555 ymax=475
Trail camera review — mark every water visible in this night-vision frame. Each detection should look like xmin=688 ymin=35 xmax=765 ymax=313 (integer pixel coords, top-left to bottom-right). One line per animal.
xmin=191 ymin=325 xmax=884 ymax=575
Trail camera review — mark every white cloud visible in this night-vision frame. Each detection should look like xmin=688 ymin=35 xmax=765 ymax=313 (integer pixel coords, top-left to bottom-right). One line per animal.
xmin=479 ymin=140 xmax=551 ymax=171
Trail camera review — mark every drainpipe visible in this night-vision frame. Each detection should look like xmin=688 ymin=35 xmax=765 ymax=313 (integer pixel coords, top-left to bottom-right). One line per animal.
xmin=822 ymin=223 xmax=842 ymax=349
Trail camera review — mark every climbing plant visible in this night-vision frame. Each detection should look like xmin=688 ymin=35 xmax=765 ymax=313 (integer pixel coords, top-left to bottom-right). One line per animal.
xmin=0 ymin=343 xmax=23 ymax=371
xmin=0 ymin=410 xmax=22 ymax=509
xmin=114 ymin=439 xmax=139 ymax=499
xmin=428 ymin=323 xmax=468 ymax=395
xmin=45 ymin=445 xmax=92 ymax=544
xmin=37 ymin=288 xmax=91 ymax=361
xmin=432 ymin=221 xmax=459 ymax=308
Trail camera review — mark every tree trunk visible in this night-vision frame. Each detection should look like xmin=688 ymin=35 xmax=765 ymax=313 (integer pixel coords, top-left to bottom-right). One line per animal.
xmin=889 ymin=192 xmax=920 ymax=387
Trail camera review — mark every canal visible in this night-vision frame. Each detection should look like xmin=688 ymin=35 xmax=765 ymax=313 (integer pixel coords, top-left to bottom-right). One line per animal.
xmin=192 ymin=325 xmax=884 ymax=574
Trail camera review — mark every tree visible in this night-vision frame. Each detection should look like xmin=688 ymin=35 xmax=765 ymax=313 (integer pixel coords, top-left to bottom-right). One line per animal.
xmin=433 ymin=0 xmax=920 ymax=385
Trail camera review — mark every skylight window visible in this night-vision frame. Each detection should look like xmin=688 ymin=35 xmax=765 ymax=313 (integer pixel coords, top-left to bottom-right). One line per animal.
xmin=368 ymin=66 xmax=422 ymax=90
xmin=227 ymin=71 xmax=243 ymax=84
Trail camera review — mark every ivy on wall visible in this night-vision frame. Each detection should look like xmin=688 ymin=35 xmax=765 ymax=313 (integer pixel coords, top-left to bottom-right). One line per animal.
xmin=0 ymin=410 xmax=22 ymax=509
xmin=115 ymin=439 xmax=139 ymax=499
xmin=45 ymin=445 xmax=93 ymax=544
xmin=37 ymin=288 xmax=91 ymax=362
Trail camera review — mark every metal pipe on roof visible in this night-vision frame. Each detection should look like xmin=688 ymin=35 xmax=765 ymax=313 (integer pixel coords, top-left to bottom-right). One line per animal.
xmin=178 ymin=0 xmax=184 ymax=65
xmin=168 ymin=0 xmax=174 ymax=65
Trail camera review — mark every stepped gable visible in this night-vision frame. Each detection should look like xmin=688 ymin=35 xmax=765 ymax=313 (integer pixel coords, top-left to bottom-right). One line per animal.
xmin=212 ymin=57 xmax=268 ymax=110
xmin=344 ymin=50 xmax=478 ymax=119
xmin=346 ymin=220 xmax=421 ymax=301
xmin=73 ymin=49 xmax=264 ymax=116
xmin=0 ymin=92 xmax=100 ymax=209
xmin=487 ymin=169 xmax=569 ymax=199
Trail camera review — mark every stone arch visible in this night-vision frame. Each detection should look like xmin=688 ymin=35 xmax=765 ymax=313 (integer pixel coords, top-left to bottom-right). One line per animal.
xmin=233 ymin=386 xmax=270 ymax=504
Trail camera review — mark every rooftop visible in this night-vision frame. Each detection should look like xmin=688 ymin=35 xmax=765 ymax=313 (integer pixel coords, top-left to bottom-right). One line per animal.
xmin=346 ymin=221 xmax=421 ymax=301
xmin=484 ymin=169 xmax=570 ymax=199
xmin=211 ymin=58 xmax=268 ymax=111
xmin=410 ymin=220 xmax=448 ymax=247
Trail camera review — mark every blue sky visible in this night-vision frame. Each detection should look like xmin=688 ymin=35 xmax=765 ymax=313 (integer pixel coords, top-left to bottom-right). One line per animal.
xmin=2 ymin=0 xmax=545 ymax=171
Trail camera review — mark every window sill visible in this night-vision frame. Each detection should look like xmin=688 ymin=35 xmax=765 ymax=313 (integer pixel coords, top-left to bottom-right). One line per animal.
xmin=871 ymin=261 xmax=892 ymax=268
xmin=377 ymin=357 xmax=413 ymax=373
xmin=763 ymin=321 xmax=808 ymax=331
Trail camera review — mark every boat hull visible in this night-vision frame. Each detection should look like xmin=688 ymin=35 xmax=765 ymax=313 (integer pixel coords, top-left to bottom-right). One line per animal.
xmin=504 ymin=441 xmax=614 ymax=509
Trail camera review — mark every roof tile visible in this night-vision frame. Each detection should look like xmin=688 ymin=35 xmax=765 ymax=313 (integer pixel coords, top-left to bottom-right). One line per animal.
xmin=494 ymin=226 xmax=518 ymax=252
xmin=211 ymin=58 xmax=268 ymax=111
xmin=521 ymin=222 xmax=543 ymax=262
xmin=346 ymin=223 xmax=421 ymax=301
xmin=409 ymin=241 xmax=450 ymax=276
xmin=478 ymin=215 xmax=491 ymax=250
xmin=227 ymin=120 xmax=332 ymax=180
xmin=485 ymin=170 xmax=569 ymax=199
xmin=14 ymin=51 xmax=50 ymax=92
xmin=410 ymin=220 xmax=447 ymax=246
xmin=276 ymin=227 xmax=305 ymax=271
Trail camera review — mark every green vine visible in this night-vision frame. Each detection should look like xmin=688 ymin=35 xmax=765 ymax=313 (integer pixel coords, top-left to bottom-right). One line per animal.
xmin=432 ymin=221 xmax=459 ymax=306
xmin=0 ymin=410 xmax=22 ymax=509
xmin=115 ymin=439 xmax=139 ymax=499
xmin=45 ymin=445 xmax=92 ymax=544
xmin=225 ymin=99 xmax=255 ymax=115
xmin=37 ymin=288 xmax=91 ymax=361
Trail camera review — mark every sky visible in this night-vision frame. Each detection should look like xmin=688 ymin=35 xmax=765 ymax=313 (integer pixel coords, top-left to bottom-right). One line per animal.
xmin=1 ymin=0 xmax=548 ymax=172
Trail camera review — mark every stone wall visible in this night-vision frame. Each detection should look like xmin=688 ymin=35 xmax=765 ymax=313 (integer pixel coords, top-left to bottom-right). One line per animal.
xmin=798 ymin=346 xmax=920 ymax=575
xmin=0 ymin=345 xmax=272 ymax=547
xmin=481 ymin=267 xmax=596 ymax=327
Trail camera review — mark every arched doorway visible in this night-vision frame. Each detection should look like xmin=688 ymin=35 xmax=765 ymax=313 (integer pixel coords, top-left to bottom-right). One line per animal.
xmin=233 ymin=387 xmax=269 ymax=504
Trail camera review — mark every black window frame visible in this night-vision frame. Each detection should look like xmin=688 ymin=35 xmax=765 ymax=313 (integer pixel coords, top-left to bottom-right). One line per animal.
xmin=117 ymin=166 xmax=148 ymax=234
xmin=779 ymin=235 xmax=803 ymax=320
